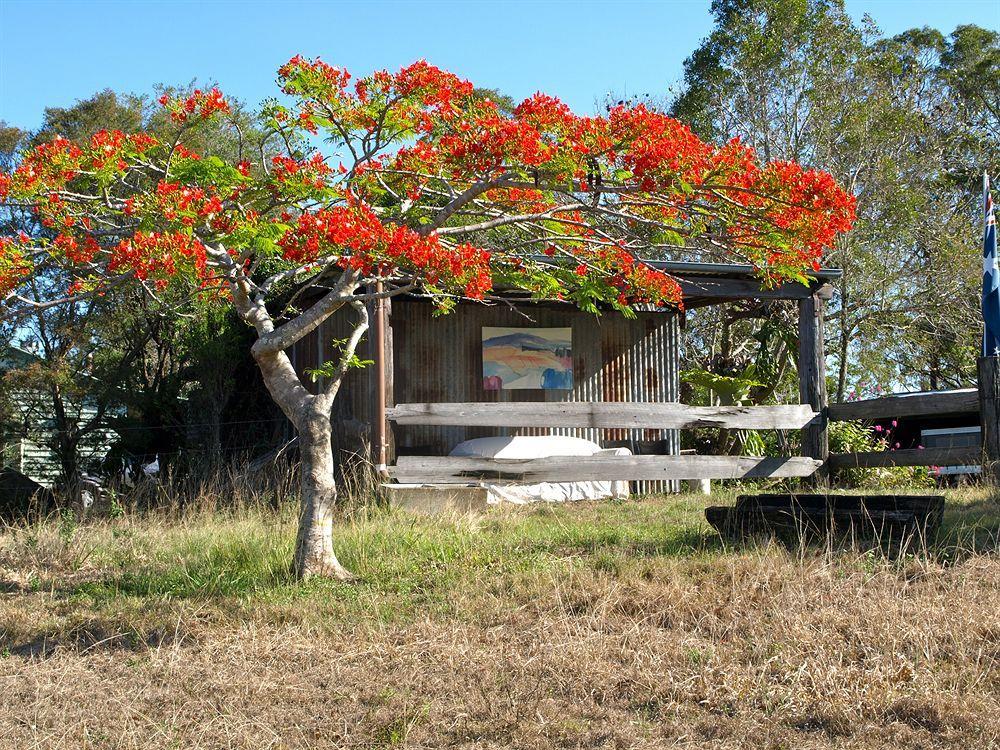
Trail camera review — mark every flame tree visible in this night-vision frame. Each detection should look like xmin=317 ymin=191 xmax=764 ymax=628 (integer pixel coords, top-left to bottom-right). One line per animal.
xmin=0 ymin=57 xmax=855 ymax=578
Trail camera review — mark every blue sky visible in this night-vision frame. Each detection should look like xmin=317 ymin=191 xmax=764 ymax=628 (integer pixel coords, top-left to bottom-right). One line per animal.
xmin=1 ymin=0 xmax=997 ymax=131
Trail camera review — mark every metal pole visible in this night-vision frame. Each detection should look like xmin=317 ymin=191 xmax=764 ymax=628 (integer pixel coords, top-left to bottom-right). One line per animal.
xmin=374 ymin=279 xmax=388 ymax=478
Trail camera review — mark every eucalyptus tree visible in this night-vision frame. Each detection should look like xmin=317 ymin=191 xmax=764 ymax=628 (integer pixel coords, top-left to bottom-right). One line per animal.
xmin=673 ymin=0 xmax=999 ymax=398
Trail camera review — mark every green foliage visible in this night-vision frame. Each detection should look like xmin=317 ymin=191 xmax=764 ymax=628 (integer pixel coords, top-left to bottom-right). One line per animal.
xmin=673 ymin=0 xmax=999 ymax=397
xmin=1 ymin=89 xmax=280 ymax=483
xmin=828 ymin=420 xmax=933 ymax=488
xmin=305 ymin=337 xmax=374 ymax=382
xmin=682 ymin=366 xmax=764 ymax=406
xmin=58 ymin=508 xmax=77 ymax=546
xmin=682 ymin=366 xmax=773 ymax=456
xmin=32 ymin=90 xmax=145 ymax=147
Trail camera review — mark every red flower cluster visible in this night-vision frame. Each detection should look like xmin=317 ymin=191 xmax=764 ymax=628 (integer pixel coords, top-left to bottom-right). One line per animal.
xmin=277 ymin=201 xmax=493 ymax=298
xmin=438 ymin=103 xmax=550 ymax=173
xmin=54 ymin=232 xmax=101 ymax=264
xmin=513 ymin=93 xmax=574 ymax=131
xmin=390 ymin=60 xmax=474 ymax=107
xmin=279 ymin=55 xmax=352 ymax=98
xmin=12 ymin=135 xmax=82 ymax=192
xmin=6 ymin=131 xmax=161 ymax=211
xmin=86 ymin=129 xmax=160 ymax=171
xmin=0 ymin=235 xmax=31 ymax=295
xmin=108 ymin=231 xmax=209 ymax=290
xmin=173 ymin=144 xmax=201 ymax=161
xmin=89 ymin=129 xmax=125 ymax=169
xmin=760 ymin=161 xmax=857 ymax=251
xmin=609 ymin=105 xmax=712 ymax=190
xmin=154 ymin=181 xmax=224 ymax=224
xmin=585 ymin=245 xmax=683 ymax=307
xmin=270 ymin=154 xmax=333 ymax=190
xmin=159 ymin=88 xmax=230 ymax=124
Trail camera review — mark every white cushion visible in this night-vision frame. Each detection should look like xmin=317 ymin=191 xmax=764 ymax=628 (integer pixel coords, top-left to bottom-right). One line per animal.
xmin=448 ymin=435 xmax=603 ymax=459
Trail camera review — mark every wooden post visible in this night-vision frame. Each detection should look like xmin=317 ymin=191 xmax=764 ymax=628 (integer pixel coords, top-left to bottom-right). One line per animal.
xmin=373 ymin=281 xmax=390 ymax=478
xmin=977 ymin=356 xmax=1000 ymax=487
xmin=798 ymin=292 xmax=829 ymax=483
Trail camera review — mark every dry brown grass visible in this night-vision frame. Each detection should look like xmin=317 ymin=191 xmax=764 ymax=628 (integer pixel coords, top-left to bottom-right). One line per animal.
xmin=1 ymin=487 xmax=998 ymax=749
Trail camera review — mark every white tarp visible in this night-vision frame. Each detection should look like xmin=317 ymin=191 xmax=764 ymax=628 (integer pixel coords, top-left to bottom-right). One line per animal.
xmin=448 ymin=435 xmax=630 ymax=505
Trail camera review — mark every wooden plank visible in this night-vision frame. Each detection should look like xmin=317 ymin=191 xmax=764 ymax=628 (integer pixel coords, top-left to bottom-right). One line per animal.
xmin=388 ymin=454 xmax=822 ymax=483
xmin=977 ymin=357 xmax=1000 ymax=485
xmin=827 ymin=447 xmax=980 ymax=470
xmin=386 ymin=402 xmax=818 ymax=430
xmin=798 ymin=294 xmax=829 ymax=483
xmin=706 ymin=506 xmax=930 ymax=541
xmin=828 ymin=389 xmax=978 ymax=422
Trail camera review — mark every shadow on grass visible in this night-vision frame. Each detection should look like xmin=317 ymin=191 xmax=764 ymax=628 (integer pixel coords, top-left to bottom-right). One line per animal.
xmin=3 ymin=622 xmax=185 ymax=660
xmin=536 ymin=525 xmax=723 ymax=559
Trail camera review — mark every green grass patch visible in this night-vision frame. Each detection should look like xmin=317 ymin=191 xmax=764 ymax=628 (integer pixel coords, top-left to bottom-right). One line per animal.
xmin=2 ymin=485 xmax=997 ymax=648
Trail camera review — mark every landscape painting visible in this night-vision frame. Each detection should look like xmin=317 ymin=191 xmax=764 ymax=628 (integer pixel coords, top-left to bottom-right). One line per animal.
xmin=482 ymin=327 xmax=573 ymax=390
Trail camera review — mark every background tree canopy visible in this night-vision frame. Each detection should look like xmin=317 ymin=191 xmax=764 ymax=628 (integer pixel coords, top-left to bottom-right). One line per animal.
xmin=672 ymin=0 xmax=999 ymax=403
xmin=0 ymin=88 xmax=281 ymax=492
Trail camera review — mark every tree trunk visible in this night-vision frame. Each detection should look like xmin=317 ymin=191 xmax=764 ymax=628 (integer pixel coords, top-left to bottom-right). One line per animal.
xmin=293 ymin=409 xmax=354 ymax=580
xmin=251 ymin=347 xmax=355 ymax=580
xmin=236 ymin=275 xmax=367 ymax=581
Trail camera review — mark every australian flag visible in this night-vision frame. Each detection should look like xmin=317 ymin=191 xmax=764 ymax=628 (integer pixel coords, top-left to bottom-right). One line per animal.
xmin=983 ymin=172 xmax=1000 ymax=355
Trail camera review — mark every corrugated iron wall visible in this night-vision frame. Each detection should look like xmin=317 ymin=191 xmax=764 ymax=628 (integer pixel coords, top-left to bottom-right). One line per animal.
xmin=291 ymin=297 xmax=681 ymax=492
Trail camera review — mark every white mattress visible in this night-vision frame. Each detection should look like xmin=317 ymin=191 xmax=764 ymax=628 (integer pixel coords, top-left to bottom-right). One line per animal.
xmin=448 ymin=435 xmax=630 ymax=505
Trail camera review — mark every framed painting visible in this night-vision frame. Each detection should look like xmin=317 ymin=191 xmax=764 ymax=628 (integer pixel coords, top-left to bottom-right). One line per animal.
xmin=482 ymin=327 xmax=573 ymax=390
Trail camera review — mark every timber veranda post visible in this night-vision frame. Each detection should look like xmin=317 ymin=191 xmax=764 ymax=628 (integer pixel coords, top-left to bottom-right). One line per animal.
xmin=798 ymin=292 xmax=829 ymax=484
xmin=977 ymin=355 xmax=1000 ymax=487
xmin=372 ymin=280 xmax=391 ymax=481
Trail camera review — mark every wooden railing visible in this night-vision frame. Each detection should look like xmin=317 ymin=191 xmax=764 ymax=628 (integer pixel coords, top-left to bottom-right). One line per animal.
xmin=391 ymin=455 xmax=821 ymax=483
xmin=387 ymin=402 xmax=818 ymax=430
xmin=827 ymin=389 xmax=978 ymax=422
xmin=386 ymin=402 xmax=820 ymax=484
xmin=827 ymin=389 xmax=980 ymax=471
xmin=388 ymin=389 xmax=986 ymax=482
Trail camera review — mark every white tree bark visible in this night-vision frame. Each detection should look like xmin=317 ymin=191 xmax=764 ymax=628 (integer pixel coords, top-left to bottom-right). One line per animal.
xmin=253 ymin=347 xmax=357 ymax=580
xmin=228 ymin=261 xmax=367 ymax=580
xmin=294 ymin=402 xmax=354 ymax=580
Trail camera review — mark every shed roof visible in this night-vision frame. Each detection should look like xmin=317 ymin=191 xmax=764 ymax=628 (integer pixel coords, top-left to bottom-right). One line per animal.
xmin=298 ymin=261 xmax=842 ymax=315
xmin=650 ymin=259 xmax=841 ymax=309
xmin=501 ymin=258 xmax=841 ymax=310
xmin=648 ymin=259 xmax=842 ymax=282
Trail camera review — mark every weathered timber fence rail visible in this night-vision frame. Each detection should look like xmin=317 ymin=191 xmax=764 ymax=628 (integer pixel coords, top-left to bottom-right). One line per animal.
xmin=827 ymin=389 xmax=978 ymax=422
xmin=386 ymin=402 xmax=819 ymax=430
xmin=387 ymin=382 xmax=996 ymax=483
xmin=386 ymin=402 xmax=820 ymax=484
xmin=827 ymin=388 xmax=980 ymax=472
xmin=392 ymin=455 xmax=822 ymax=483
